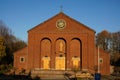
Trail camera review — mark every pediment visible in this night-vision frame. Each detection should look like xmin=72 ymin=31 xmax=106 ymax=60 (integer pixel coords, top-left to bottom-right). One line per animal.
xmin=28 ymin=12 xmax=95 ymax=34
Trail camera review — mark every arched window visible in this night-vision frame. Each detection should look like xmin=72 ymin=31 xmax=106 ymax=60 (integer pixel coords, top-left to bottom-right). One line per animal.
xmin=55 ymin=38 xmax=66 ymax=70
xmin=55 ymin=38 xmax=66 ymax=55
xmin=41 ymin=38 xmax=51 ymax=70
xmin=70 ymin=38 xmax=82 ymax=69
xmin=41 ymin=38 xmax=51 ymax=57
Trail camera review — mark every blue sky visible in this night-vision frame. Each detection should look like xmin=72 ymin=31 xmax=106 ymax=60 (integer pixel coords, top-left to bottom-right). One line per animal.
xmin=0 ymin=0 xmax=120 ymax=41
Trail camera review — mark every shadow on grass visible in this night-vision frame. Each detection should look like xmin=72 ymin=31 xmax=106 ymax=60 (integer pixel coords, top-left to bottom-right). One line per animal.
xmin=0 ymin=73 xmax=41 ymax=80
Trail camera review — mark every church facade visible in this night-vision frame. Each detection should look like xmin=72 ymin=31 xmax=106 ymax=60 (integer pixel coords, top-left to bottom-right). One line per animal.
xmin=14 ymin=12 xmax=110 ymax=75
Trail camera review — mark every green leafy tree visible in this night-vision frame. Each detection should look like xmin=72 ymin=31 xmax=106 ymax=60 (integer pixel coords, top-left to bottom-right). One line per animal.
xmin=0 ymin=36 xmax=6 ymax=62
xmin=0 ymin=36 xmax=7 ymax=73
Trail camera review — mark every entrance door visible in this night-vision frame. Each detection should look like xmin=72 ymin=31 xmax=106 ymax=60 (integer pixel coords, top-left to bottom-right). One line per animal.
xmin=72 ymin=57 xmax=80 ymax=69
xmin=55 ymin=57 xmax=65 ymax=70
xmin=42 ymin=57 xmax=50 ymax=70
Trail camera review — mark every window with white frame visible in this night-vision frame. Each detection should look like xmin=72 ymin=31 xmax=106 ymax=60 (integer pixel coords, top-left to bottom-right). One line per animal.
xmin=99 ymin=58 xmax=103 ymax=64
xmin=20 ymin=57 xmax=25 ymax=63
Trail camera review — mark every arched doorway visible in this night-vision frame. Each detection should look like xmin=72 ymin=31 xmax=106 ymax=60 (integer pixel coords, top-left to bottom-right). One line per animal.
xmin=41 ymin=38 xmax=51 ymax=70
xmin=70 ymin=38 xmax=82 ymax=70
xmin=55 ymin=38 xmax=66 ymax=70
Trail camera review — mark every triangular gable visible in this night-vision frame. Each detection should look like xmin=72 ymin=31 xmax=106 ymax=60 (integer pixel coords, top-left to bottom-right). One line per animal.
xmin=28 ymin=12 xmax=96 ymax=33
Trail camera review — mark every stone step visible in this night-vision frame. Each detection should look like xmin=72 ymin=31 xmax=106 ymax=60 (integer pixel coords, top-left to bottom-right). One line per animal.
xmin=32 ymin=70 xmax=74 ymax=75
xmin=32 ymin=74 xmax=68 ymax=80
xmin=31 ymin=70 xmax=93 ymax=79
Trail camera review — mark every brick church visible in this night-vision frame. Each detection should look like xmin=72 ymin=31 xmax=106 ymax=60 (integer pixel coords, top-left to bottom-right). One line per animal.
xmin=14 ymin=12 xmax=110 ymax=75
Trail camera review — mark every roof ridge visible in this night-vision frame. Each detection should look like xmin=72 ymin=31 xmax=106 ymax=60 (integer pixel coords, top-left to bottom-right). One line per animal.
xmin=27 ymin=12 xmax=64 ymax=32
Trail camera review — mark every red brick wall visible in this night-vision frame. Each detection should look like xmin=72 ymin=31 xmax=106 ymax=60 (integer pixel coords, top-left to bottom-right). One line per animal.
xmin=27 ymin=12 xmax=96 ymax=71
xmin=14 ymin=47 xmax=27 ymax=70
xmin=96 ymin=48 xmax=110 ymax=75
xmin=14 ymin=12 xmax=110 ymax=75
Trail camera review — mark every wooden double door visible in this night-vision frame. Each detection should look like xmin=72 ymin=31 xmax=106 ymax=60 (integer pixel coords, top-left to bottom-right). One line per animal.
xmin=55 ymin=57 xmax=65 ymax=70
xmin=42 ymin=57 xmax=50 ymax=70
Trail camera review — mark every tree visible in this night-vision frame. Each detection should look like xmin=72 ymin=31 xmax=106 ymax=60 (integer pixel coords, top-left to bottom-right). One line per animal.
xmin=110 ymin=31 xmax=120 ymax=66
xmin=0 ymin=36 xmax=6 ymax=62
xmin=0 ymin=20 xmax=26 ymax=65
xmin=0 ymin=36 xmax=7 ymax=73
xmin=96 ymin=30 xmax=120 ymax=65
xmin=96 ymin=30 xmax=110 ymax=51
